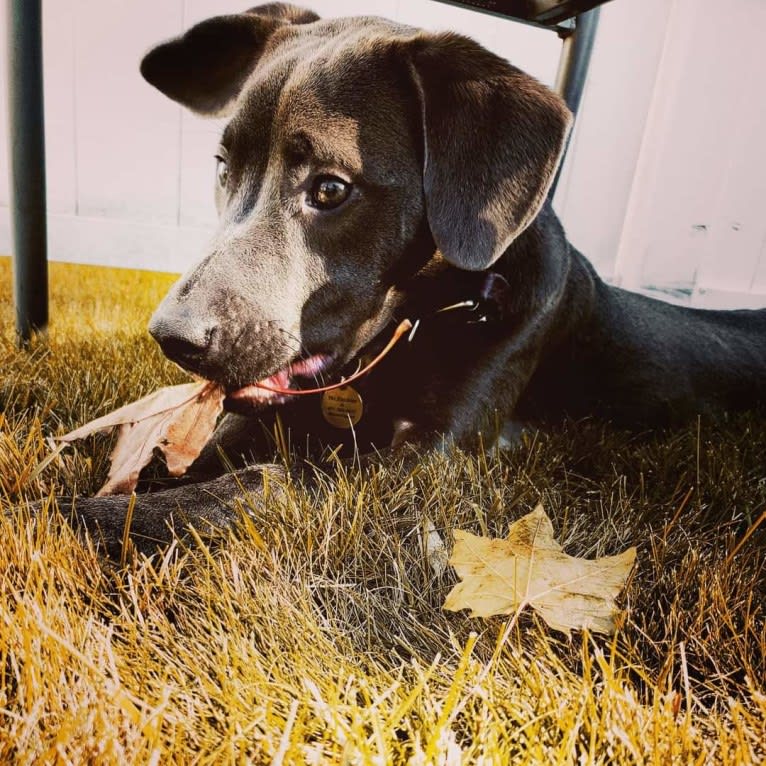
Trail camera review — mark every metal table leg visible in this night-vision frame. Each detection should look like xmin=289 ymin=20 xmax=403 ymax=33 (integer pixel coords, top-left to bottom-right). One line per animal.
xmin=7 ymin=0 xmax=48 ymax=344
xmin=549 ymin=8 xmax=600 ymax=196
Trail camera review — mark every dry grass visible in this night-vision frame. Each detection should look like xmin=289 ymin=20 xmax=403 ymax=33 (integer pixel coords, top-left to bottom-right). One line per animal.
xmin=1 ymin=256 xmax=765 ymax=764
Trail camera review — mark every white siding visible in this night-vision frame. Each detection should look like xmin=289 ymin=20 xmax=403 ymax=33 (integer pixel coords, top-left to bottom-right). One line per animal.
xmin=552 ymin=0 xmax=672 ymax=280
xmin=0 ymin=0 xmax=764 ymax=309
xmin=613 ymin=0 xmax=766 ymax=309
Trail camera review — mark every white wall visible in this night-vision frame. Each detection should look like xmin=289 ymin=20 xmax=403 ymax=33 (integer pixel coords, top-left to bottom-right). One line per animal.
xmin=1 ymin=0 xmax=765 ymax=309
xmin=612 ymin=0 xmax=766 ymax=309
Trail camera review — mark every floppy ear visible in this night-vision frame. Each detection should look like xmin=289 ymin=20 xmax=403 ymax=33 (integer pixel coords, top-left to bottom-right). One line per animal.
xmin=140 ymin=3 xmax=319 ymax=116
xmin=408 ymin=33 xmax=572 ymax=271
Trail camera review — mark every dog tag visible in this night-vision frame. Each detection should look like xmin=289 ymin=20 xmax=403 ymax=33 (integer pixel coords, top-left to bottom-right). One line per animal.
xmin=321 ymin=386 xmax=363 ymax=428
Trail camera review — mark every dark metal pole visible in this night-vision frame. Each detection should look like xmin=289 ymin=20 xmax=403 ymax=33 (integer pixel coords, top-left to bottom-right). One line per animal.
xmin=555 ymin=9 xmax=600 ymax=116
xmin=549 ymin=8 xmax=600 ymax=196
xmin=7 ymin=0 xmax=48 ymax=344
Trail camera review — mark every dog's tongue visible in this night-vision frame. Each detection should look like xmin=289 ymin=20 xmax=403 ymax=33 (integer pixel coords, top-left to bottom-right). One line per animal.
xmin=227 ymin=354 xmax=332 ymax=404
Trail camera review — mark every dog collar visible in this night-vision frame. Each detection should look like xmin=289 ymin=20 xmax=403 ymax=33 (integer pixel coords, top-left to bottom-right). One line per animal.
xmin=318 ymin=271 xmax=511 ymax=429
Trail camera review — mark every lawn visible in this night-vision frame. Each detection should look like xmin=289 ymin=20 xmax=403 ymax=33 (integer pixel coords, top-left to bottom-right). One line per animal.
xmin=1 ymin=256 xmax=765 ymax=763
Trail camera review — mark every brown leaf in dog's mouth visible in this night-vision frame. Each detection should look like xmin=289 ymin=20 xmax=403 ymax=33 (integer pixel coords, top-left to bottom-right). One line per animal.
xmin=58 ymin=381 xmax=224 ymax=495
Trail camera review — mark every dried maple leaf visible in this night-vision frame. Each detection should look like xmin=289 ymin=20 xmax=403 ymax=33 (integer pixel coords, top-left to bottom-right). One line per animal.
xmin=443 ymin=504 xmax=636 ymax=635
xmin=58 ymin=381 xmax=224 ymax=496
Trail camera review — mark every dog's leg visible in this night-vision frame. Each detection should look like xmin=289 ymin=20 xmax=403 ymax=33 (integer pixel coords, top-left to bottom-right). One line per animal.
xmin=190 ymin=412 xmax=274 ymax=475
xmin=495 ymin=419 xmax=528 ymax=451
xmin=45 ymin=464 xmax=288 ymax=559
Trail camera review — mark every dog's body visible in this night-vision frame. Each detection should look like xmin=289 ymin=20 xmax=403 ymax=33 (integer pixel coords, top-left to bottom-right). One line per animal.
xmin=61 ymin=5 xmax=766 ymax=554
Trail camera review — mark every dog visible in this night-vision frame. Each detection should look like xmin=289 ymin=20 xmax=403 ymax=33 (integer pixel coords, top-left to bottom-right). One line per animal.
xmin=57 ymin=3 xmax=766 ymax=555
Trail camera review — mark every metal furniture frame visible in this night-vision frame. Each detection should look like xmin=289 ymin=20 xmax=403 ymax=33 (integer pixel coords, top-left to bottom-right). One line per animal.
xmin=7 ymin=0 xmax=47 ymax=344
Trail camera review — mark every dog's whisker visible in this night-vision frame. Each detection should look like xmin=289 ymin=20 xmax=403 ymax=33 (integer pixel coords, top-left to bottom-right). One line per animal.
xmin=275 ymin=326 xmax=330 ymax=387
xmin=274 ymin=326 xmax=307 ymax=355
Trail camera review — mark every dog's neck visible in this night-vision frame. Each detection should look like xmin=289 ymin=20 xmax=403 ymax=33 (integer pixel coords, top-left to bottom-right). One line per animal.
xmin=396 ymin=201 xmax=575 ymax=321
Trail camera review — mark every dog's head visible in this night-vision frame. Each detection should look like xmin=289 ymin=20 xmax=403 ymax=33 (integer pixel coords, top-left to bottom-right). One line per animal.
xmin=144 ymin=3 xmax=571 ymax=407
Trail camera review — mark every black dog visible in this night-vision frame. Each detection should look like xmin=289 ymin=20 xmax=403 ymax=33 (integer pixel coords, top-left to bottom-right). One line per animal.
xmin=58 ymin=4 xmax=766 ymax=555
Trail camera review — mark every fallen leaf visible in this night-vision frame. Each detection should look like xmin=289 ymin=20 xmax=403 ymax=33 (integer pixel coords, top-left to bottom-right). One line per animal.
xmin=443 ymin=504 xmax=636 ymax=634
xmin=58 ymin=381 xmax=224 ymax=495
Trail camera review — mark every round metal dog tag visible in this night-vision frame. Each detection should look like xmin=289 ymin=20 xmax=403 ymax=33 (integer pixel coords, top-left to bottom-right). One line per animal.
xmin=321 ymin=386 xmax=363 ymax=428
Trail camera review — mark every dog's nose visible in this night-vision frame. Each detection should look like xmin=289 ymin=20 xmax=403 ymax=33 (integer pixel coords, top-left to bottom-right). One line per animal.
xmin=148 ymin=313 xmax=216 ymax=370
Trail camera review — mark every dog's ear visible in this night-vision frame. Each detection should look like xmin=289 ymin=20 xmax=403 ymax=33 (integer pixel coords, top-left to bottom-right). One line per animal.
xmin=140 ymin=4 xmax=319 ymax=116
xmin=408 ymin=33 xmax=572 ymax=271
xmin=245 ymin=3 xmax=320 ymax=25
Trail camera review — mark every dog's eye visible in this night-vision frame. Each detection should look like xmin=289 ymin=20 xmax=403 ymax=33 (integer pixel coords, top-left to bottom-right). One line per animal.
xmin=308 ymin=176 xmax=351 ymax=210
xmin=215 ymin=156 xmax=229 ymax=188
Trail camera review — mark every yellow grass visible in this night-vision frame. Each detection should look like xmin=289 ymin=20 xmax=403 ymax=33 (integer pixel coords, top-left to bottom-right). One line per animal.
xmin=1 ymin=256 xmax=765 ymax=763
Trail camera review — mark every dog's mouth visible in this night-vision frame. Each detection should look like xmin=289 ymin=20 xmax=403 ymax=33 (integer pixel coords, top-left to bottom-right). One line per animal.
xmin=223 ymin=316 xmax=411 ymax=413
xmin=224 ymin=353 xmax=335 ymax=410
